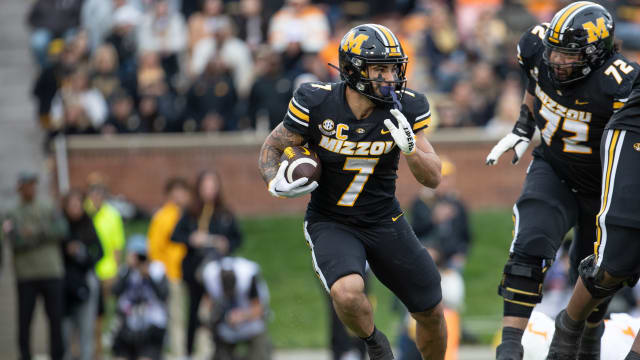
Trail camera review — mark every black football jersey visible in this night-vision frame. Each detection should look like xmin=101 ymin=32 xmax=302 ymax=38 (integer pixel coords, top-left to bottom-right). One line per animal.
xmin=608 ymin=74 xmax=640 ymax=132
xmin=518 ymin=23 xmax=640 ymax=194
xmin=283 ymin=81 xmax=431 ymax=226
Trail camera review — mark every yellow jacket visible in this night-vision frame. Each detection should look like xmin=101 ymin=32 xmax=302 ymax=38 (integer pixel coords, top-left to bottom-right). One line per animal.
xmin=147 ymin=202 xmax=186 ymax=281
xmin=85 ymin=199 xmax=125 ymax=281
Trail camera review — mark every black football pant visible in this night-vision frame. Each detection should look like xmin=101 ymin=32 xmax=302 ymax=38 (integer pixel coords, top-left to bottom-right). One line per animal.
xmin=595 ymin=129 xmax=640 ymax=277
xmin=17 ymin=278 xmax=64 ymax=360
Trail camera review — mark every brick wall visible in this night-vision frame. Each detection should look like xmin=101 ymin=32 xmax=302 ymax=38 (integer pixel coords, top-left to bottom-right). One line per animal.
xmin=58 ymin=134 xmax=532 ymax=216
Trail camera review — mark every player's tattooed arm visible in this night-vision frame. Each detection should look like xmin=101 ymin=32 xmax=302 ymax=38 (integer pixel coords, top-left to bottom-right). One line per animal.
xmin=258 ymin=122 xmax=305 ymax=184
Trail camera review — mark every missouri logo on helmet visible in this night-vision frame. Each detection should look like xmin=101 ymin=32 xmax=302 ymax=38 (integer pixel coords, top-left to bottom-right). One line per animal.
xmin=543 ymin=1 xmax=615 ymax=86
xmin=335 ymin=24 xmax=408 ymax=104
xmin=341 ymin=30 xmax=369 ymax=56
xmin=582 ymin=17 xmax=610 ymax=43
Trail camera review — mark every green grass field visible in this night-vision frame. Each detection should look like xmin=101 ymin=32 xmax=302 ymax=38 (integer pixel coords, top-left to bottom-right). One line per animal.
xmin=125 ymin=208 xmax=514 ymax=348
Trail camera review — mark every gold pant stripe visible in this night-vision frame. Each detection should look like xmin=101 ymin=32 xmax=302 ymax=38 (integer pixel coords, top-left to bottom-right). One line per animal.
xmin=505 ymin=287 xmax=540 ymax=297
xmin=595 ymin=129 xmax=621 ymax=258
xmin=504 ymin=298 xmax=536 ymax=307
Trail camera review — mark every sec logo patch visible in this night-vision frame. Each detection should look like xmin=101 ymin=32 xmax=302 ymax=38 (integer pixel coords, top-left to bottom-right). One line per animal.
xmin=634 ymin=143 xmax=640 ymax=152
xmin=319 ymin=119 xmax=336 ymax=136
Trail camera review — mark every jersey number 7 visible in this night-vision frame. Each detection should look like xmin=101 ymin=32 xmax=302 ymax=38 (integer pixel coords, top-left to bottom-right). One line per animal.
xmin=337 ymin=157 xmax=380 ymax=206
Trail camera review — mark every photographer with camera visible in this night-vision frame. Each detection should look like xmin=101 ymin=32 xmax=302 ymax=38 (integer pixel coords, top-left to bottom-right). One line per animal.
xmin=201 ymin=256 xmax=271 ymax=360
xmin=111 ymin=235 xmax=169 ymax=360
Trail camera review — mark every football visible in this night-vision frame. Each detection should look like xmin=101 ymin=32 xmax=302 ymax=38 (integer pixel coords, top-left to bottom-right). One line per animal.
xmin=280 ymin=146 xmax=321 ymax=185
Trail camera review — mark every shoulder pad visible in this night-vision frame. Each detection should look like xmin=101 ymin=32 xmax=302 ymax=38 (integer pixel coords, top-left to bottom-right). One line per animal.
xmin=399 ymin=88 xmax=429 ymax=115
xmin=611 ymin=76 xmax=640 ymax=120
xmin=294 ymin=81 xmax=335 ymax=110
xmin=518 ymin=24 xmax=547 ymax=69
xmin=399 ymin=88 xmax=431 ymax=131
xmin=598 ymin=54 xmax=640 ymax=101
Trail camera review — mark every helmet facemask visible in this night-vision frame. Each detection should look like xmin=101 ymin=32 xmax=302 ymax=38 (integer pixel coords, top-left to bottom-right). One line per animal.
xmin=542 ymin=45 xmax=590 ymax=86
xmin=359 ymin=60 xmax=408 ymax=104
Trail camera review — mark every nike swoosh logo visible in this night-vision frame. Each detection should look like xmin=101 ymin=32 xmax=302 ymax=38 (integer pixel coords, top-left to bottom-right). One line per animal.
xmin=575 ymin=100 xmax=589 ymax=105
xmin=392 ymin=213 xmax=404 ymax=222
xmin=381 ymin=129 xmax=390 ymax=135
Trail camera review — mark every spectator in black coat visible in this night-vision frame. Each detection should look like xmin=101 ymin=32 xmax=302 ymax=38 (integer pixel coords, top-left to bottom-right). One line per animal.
xmin=233 ymin=0 xmax=270 ymax=52
xmin=102 ymin=90 xmax=143 ymax=134
xmin=410 ymin=159 xmax=471 ymax=271
xmin=184 ymin=58 xmax=238 ymax=132
xmin=172 ymin=170 xmax=243 ymax=357
xmin=32 ymin=40 xmax=85 ymax=132
xmin=248 ymin=46 xmax=292 ymax=131
xmin=61 ymin=190 xmax=103 ymax=360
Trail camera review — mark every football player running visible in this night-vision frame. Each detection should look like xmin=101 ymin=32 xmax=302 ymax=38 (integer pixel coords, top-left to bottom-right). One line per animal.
xmin=486 ymin=2 xmax=639 ymax=360
xmin=545 ymin=70 xmax=640 ymax=360
xmin=259 ymin=24 xmax=447 ymax=360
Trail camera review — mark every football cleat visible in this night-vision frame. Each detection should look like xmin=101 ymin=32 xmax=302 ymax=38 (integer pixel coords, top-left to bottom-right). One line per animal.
xmin=546 ymin=310 xmax=584 ymax=360
xmin=496 ymin=340 xmax=524 ymax=360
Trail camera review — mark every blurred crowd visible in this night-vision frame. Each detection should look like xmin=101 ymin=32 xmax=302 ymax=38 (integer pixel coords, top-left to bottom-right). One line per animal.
xmin=16 ymin=0 xmax=640 ymax=358
xmin=0 ymin=159 xmax=471 ymax=360
xmin=27 ymin=0 xmax=640 ymax=146
xmin=2 ymin=170 xmax=271 ymax=360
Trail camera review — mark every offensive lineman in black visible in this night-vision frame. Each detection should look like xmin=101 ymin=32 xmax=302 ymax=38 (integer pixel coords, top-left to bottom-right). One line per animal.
xmin=258 ymin=24 xmax=447 ymax=360
xmin=545 ymin=74 xmax=640 ymax=360
xmin=486 ymin=2 xmax=639 ymax=360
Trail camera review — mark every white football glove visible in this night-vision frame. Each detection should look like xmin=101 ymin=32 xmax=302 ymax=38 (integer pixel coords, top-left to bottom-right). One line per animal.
xmin=384 ymin=108 xmax=416 ymax=155
xmin=268 ymin=160 xmax=318 ymax=198
xmin=486 ymin=133 xmax=530 ymax=165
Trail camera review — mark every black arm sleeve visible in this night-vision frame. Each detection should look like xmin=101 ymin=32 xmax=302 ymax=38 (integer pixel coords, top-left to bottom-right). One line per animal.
xmin=512 ymin=104 xmax=536 ymax=139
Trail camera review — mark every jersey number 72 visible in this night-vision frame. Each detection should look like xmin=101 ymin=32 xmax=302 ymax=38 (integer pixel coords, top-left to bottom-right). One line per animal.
xmin=539 ymin=106 xmax=591 ymax=154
